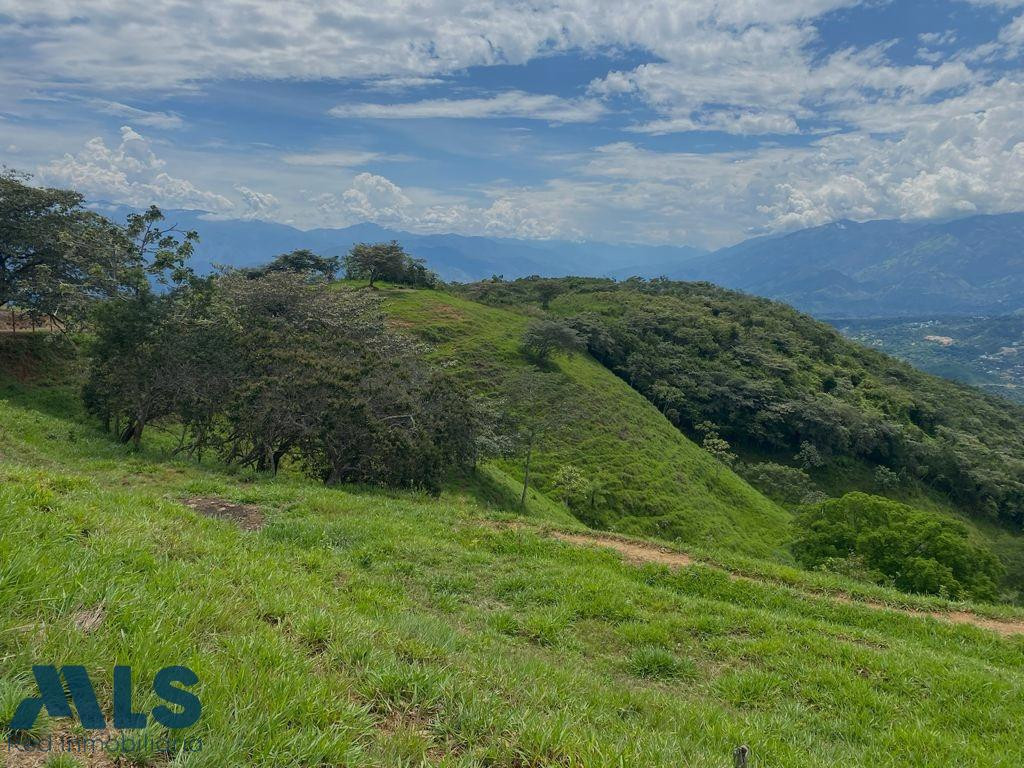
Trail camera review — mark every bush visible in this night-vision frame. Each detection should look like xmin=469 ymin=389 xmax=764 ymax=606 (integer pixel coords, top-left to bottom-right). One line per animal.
xmin=793 ymin=492 xmax=1003 ymax=600
xmin=741 ymin=462 xmax=819 ymax=506
xmin=551 ymin=464 xmax=588 ymax=508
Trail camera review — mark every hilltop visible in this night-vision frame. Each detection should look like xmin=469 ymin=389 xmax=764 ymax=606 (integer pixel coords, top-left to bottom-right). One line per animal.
xmin=377 ymin=285 xmax=791 ymax=559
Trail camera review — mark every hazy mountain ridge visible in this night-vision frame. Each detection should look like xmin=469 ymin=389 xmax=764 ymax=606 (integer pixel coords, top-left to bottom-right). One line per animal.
xmin=107 ymin=205 xmax=1024 ymax=318
xmin=100 ymin=206 xmax=706 ymax=282
xmin=671 ymin=213 xmax=1024 ymax=317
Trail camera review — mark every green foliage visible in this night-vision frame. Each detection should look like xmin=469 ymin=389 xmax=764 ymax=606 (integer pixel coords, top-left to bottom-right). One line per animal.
xmin=85 ymin=272 xmax=494 ymax=492
xmin=838 ymin=315 xmax=1024 ymax=404
xmin=246 ymin=248 xmax=339 ymax=280
xmin=551 ymin=464 xmax=588 ymax=509
xmin=481 ymin=277 xmax=1024 ymax=530
xmin=626 ymin=646 xmax=696 ymax=680
xmin=873 ymin=465 xmax=901 ymax=490
xmin=793 ymin=493 xmax=1004 ymax=600
xmin=343 ymin=240 xmax=436 ymax=287
xmin=740 ymin=462 xmax=820 ymax=506
xmin=42 ymin=753 xmax=83 ymax=768
xmin=0 ymin=173 xmax=196 ymax=330
xmin=521 ymin=318 xmax=585 ymax=362
xmin=6 ymin=357 xmax=1024 ymax=766
xmin=0 ymin=676 xmax=48 ymax=741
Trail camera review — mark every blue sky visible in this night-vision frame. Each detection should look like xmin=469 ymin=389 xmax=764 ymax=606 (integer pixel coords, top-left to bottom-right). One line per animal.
xmin=1 ymin=0 xmax=1022 ymax=247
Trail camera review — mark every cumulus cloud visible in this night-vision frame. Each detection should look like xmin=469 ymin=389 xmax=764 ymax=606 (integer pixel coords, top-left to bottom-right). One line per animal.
xmin=310 ymin=172 xmax=569 ymax=239
xmin=631 ymin=111 xmax=801 ymax=136
xmin=36 ymin=126 xmax=233 ymax=212
xmin=7 ymin=0 xmax=1024 ymax=246
xmin=330 ymin=91 xmax=606 ymax=123
xmin=234 ymin=185 xmax=279 ymax=220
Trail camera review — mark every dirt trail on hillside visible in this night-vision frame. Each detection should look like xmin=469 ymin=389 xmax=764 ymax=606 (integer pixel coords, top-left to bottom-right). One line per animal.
xmin=533 ymin=526 xmax=1024 ymax=637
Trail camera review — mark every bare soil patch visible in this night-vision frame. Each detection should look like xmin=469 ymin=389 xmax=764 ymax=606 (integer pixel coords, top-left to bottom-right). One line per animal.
xmin=549 ymin=530 xmax=694 ymax=568
xmin=183 ymin=497 xmax=264 ymax=531
xmin=72 ymin=604 xmax=105 ymax=634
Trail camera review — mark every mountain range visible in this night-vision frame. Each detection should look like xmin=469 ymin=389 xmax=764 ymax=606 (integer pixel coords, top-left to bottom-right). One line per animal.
xmin=112 ymin=206 xmax=1024 ymax=318
xmin=667 ymin=213 xmax=1024 ymax=318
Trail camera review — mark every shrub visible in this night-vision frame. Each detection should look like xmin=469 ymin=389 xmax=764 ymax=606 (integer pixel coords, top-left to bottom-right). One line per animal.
xmin=793 ymin=492 xmax=1003 ymax=600
xmin=741 ymin=462 xmax=819 ymax=506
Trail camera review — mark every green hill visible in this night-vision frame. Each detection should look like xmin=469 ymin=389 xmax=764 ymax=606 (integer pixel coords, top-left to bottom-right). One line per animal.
xmin=454 ymin=277 xmax=1024 ymax=597
xmin=4 ymin=339 xmax=1024 ymax=767
xmin=378 ymin=285 xmax=792 ymax=560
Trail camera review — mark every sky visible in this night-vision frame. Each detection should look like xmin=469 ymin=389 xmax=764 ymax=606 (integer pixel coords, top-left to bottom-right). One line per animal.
xmin=0 ymin=1 xmax=1022 ymax=249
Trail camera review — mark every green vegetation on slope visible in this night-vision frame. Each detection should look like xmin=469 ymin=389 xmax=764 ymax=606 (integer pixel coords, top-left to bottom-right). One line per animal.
xmin=526 ymin=280 xmax=1024 ymax=526
xmin=4 ymin=360 xmax=1024 ymax=767
xmin=378 ymin=285 xmax=792 ymax=559
xmin=454 ymin=276 xmax=1024 ymax=599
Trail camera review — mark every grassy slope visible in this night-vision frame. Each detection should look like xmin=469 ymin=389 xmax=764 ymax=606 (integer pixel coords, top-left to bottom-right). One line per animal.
xmin=5 ymin=350 xmax=1024 ymax=766
xmin=378 ymin=285 xmax=792 ymax=560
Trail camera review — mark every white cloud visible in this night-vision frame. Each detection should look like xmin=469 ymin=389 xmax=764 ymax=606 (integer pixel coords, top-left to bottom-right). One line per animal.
xmin=329 ymin=91 xmax=606 ymax=123
xmin=282 ymin=151 xmax=385 ymax=167
xmin=632 ymin=111 xmax=801 ymax=136
xmin=95 ymin=101 xmax=184 ymax=129
xmin=234 ymin=185 xmax=279 ymax=220
xmin=6 ymin=0 xmax=1024 ymax=246
xmin=37 ymin=126 xmax=233 ymax=212
xmin=309 ymin=172 xmax=570 ymax=239
xmin=365 ymin=76 xmax=447 ymax=91
xmin=0 ymin=1 xmax=861 ymax=90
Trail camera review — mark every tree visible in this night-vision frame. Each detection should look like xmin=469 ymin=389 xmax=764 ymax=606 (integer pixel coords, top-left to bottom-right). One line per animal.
xmin=533 ymin=279 xmax=567 ymax=309
xmin=521 ymin=319 xmax=585 ymax=362
xmin=701 ymin=434 xmax=736 ymax=472
xmin=740 ymin=461 xmax=819 ymax=506
xmin=85 ymin=282 xmax=218 ymax=450
xmin=696 ymin=422 xmax=736 ymax=475
xmin=246 ymin=249 xmax=339 ymax=281
xmin=343 ymin=241 xmax=436 ymax=288
xmin=551 ymin=464 xmax=588 ymax=508
xmin=794 ymin=441 xmax=826 ymax=470
xmin=0 ymin=170 xmax=119 ymax=330
xmin=503 ymin=371 xmax=572 ymax=510
xmin=873 ymin=465 xmax=901 ymax=491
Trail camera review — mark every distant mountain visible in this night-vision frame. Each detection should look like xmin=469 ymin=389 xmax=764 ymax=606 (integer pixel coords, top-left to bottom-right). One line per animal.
xmin=104 ymin=206 xmax=1024 ymax=317
xmin=664 ymin=213 xmax=1024 ymax=317
xmin=101 ymin=206 xmax=706 ymax=282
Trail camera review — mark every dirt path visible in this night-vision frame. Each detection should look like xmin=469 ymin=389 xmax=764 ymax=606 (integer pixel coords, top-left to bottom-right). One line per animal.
xmin=538 ymin=526 xmax=1024 ymax=637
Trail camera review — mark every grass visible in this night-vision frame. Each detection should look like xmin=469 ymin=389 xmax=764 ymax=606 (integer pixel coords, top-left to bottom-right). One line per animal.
xmin=3 ymin=339 xmax=1024 ymax=766
xmin=377 ymin=284 xmax=792 ymax=560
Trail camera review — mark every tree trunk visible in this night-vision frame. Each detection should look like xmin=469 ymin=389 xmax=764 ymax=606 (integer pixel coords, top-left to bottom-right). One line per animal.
xmin=519 ymin=441 xmax=533 ymax=509
xmin=119 ymin=417 xmax=145 ymax=449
